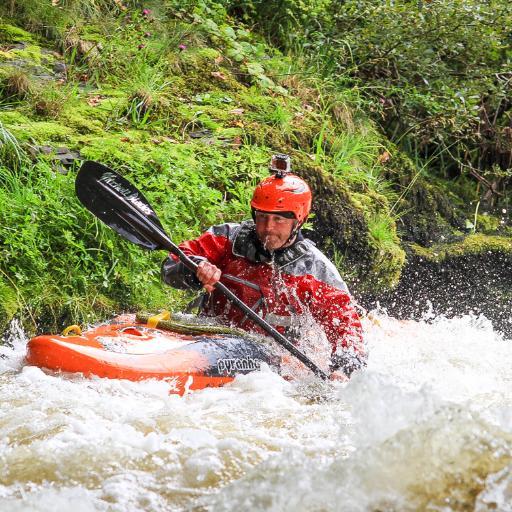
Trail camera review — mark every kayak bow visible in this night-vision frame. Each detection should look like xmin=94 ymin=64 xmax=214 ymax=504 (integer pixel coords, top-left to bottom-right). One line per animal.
xmin=26 ymin=314 xmax=279 ymax=395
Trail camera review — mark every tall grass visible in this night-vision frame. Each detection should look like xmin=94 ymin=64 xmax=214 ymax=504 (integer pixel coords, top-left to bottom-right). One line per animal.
xmin=368 ymin=214 xmax=399 ymax=250
xmin=0 ymin=121 xmax=26 ymax=171
xmin=331 ymin=132 xmax=383 ymax=186
xmin=1 ymin=0 xmax=146 ymax=39
xmin=0 ymin=153 xmax=186 ymax=332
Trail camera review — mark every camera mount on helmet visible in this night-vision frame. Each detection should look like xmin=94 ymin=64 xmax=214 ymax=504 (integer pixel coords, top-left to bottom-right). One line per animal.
xmin=269 ymin=153 xmax=291 ymax=178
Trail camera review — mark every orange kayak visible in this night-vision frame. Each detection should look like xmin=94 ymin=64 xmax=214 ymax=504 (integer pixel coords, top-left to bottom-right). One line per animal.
xmin=26 ymin=314 xmax=279 ymax=395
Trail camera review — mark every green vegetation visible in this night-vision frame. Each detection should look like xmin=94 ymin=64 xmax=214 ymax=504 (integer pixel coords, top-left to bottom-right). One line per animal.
xmin=230 ymin=0 xmax=512 ymax=207
xmin=0 ymin=0 xmax=510 ymax=334
xmin=411 ymin=234 xmax=512 ymax=263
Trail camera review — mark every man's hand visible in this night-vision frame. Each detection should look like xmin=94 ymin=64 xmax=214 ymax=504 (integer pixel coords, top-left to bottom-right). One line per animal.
xmin=329 ymin=370 xmax=348 ymax=382
xmin=196 ymin=261 xmax=222 ymax=293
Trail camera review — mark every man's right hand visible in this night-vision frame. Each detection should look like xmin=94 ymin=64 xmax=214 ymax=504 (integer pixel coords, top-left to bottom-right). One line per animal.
xmin=196 ymin=261 xmax=222 ymax=293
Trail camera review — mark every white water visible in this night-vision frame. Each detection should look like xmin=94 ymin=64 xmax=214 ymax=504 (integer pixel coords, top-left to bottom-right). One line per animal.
xmin=0 ymin=313 xmax=511 ymax=511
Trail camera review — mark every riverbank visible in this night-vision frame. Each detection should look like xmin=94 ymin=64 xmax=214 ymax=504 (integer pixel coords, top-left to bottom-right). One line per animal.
xmin=0 ymin=1 xmax=510 ymax=335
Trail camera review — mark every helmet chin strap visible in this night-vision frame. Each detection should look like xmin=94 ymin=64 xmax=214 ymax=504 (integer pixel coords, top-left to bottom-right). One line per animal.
xmin=283 ymin=220 xmax=300 ymax=247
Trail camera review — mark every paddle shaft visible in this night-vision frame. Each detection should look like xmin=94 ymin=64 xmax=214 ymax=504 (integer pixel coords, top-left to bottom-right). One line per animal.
xmin=157 ymin=230 xmax=329 ymax=379
xmin=95 ymin=178 xmax=328 ymax=379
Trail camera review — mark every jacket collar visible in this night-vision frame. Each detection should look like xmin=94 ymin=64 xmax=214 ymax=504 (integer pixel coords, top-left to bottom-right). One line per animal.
xmin=232 ymin=221 xmax=310 ymax=268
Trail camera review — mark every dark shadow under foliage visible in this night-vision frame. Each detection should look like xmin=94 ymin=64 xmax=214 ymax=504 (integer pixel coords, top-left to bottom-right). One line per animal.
xmin=363 ymin=249 xmax=512 ymax=338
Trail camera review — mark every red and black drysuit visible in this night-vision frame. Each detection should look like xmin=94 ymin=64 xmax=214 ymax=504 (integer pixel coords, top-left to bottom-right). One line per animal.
xmin=161 ymin=221 xmax=366 ymax=375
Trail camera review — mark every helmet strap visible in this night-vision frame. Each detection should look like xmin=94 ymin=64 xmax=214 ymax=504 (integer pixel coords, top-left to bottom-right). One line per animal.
xmin=280 ymin=220 xmax=300 ymax=249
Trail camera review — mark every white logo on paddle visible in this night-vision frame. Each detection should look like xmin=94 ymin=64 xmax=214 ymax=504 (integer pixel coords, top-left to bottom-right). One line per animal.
xmin=217 ymin=357 xmax=261 ymax=375
xmin=100 ymin=172 xmax=153 ymax=215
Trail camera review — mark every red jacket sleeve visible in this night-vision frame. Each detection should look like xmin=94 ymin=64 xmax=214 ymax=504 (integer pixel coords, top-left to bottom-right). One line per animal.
xmin=307 ymin=281 xmax=366 ymax=372
xmin=175 ymin=229 xmax=231 ymax=267
xmin=161 ymin=226 xmax=234 ymax=290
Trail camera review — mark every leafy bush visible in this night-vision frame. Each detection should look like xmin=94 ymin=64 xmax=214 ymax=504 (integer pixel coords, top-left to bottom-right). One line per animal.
xmin=223 ymin=0 xmax=512 ymax=210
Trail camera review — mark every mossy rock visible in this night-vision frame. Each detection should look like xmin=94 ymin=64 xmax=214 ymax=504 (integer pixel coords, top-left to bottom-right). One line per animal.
xmin=382 ymin=147 xmax=467 ymax=245
xmin=178 ymin=47 xmax=221 ymax=69
xmin=0 ymin=23 xmax=35 ymax=44
xmin=476 ymin=214 xmax=501 ymax=234
xmin=475 ymin=213 xmax=512 ymax=236
xmin=4 ymin=118 xmax=75 ymax=144
xmin=60 ymin=101 xmax=109 ymax=135
xmin=410 ymin=233 xmax=512 ymax=263
xmin=364 ymin=234 xmax=512 ymax=336
xmin=9 ymin=43 xmax=43 ymax=65
xmin=296 ymin=157 xmax=405 ymax=292
xmin=0 ymin=278 xmax=19 ymax=332
xmin=0 ymin=49 xmax=15 ymax=60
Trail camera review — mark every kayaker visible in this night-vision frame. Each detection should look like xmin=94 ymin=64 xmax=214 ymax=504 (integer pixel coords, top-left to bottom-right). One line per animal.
xmin=161 ymin=154 xmax=366 ymax=379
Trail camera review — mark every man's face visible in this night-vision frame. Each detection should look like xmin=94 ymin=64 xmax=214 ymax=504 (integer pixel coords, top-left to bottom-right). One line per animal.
xmin=254 ymin=211 xmax=296 ymax=251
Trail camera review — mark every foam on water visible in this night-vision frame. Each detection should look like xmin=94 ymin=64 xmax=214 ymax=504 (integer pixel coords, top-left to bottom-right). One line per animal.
xmin=0 ymin=313 xmax=511 ymax=511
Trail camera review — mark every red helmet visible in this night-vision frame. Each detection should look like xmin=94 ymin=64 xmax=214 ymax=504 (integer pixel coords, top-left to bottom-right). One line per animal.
xmin=251 ymin=173 xmax=312 ymax=225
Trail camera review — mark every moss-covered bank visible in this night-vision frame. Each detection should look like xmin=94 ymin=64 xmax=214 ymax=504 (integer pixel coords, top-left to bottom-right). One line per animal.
xmin=364 ymin=235 xmax=512 ymax=336
xmin=0 ymin=1 xmax=510 ymax=336
xmin=0 ymin=3 xmax=405 ymax=334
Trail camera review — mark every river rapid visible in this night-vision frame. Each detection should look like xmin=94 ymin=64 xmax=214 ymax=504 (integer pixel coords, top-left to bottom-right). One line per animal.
xmin=0 ymin=312 xmax=511 ymax=512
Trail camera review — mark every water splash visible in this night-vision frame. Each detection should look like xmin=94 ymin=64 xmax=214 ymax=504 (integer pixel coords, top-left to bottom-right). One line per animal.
xmin=266 ymin=259 xmax=334 ymax=375
xmin=0 ymin=311 xmax=510 ymax=511
xmin=0 ymin=318 xmax=29 ymax=373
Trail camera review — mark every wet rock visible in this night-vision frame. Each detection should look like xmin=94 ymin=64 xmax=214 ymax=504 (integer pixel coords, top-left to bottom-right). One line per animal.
xmin=38 ymin=145 xmax=53 ymax=155
xmin=53 ymin=62 xmax=66 ymax=74
xmin=189 ymin=129 xmax=213 ymax=138
xmin=62 ymin=30 xmax=102 ymax=64
xmin=362 ymin=236 xmax=512 ymax=337
xmin=188 ymin=129 xmax=216 ymax=145
xmin=0 ymin=59 xmax=57 ymax=81
xmin=29 ymin=145 xmax=82 ymax=173
xmin=0 ymin=60 xmax=24 ymax=70
xmin=32 ymin=72 xmax=54 ymax=81
xmin=55 ymin=164 xmax=69 ymax=175
xmin=55 ymin=146 xmax=81 ymax=166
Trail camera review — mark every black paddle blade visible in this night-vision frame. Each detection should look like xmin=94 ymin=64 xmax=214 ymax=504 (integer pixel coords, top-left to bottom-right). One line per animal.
xmin=76 ymin=160 xmax=166 ymax=251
